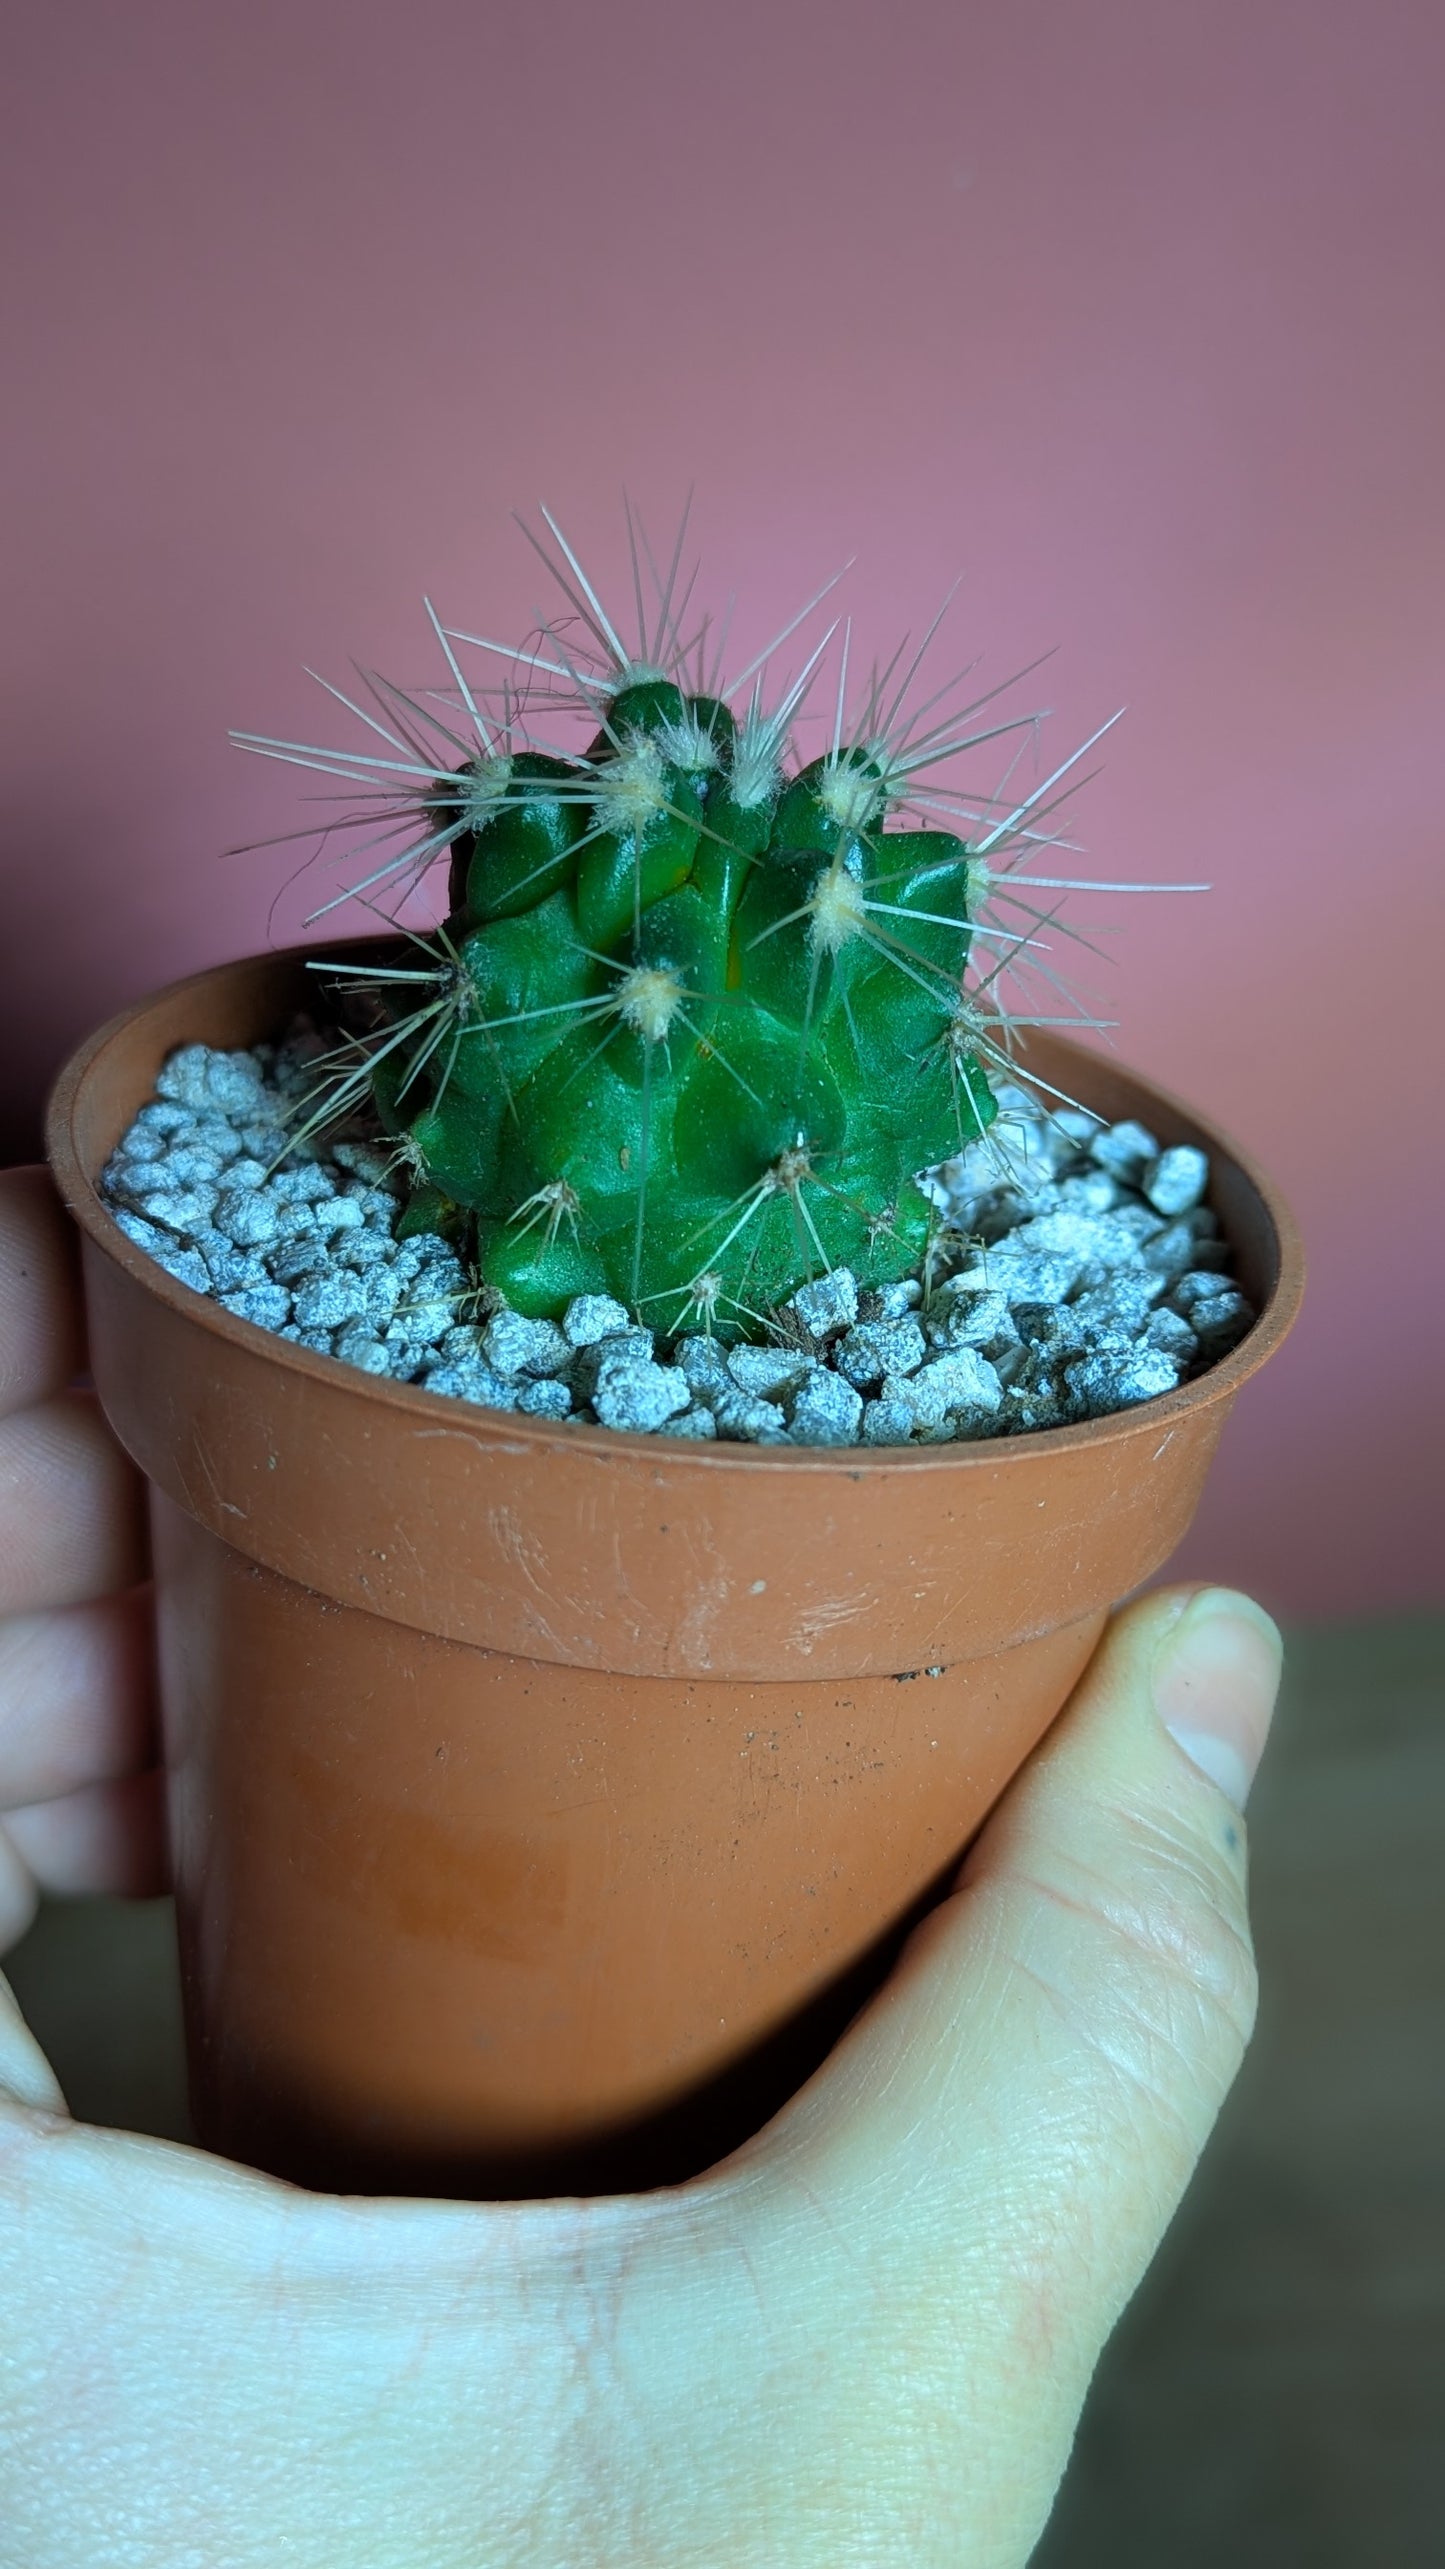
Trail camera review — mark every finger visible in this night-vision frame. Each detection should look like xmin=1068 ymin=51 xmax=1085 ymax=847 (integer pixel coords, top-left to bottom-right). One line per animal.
xmin=0 ymin=1816 xmax=42 ymax=1956
xmin=732 ymin=1586 xmax=1281 ymax=2394
xmin=0 ymin=1963 xmax=69 ymax=2114
xmin=2 ymin=1765 xmax=169 ymax=1906
xmin=0 ymin=1166 xmax=85 ymax=1418
xmin=0 ymin=1391 xmax=148 ymax=1613
xmin=0 ymin=1589 xmax=157 ymax=1811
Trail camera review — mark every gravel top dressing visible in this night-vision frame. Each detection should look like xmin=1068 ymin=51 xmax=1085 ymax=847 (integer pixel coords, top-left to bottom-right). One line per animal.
xmin=100 ymin=1031 xmax=1255 ymax=1447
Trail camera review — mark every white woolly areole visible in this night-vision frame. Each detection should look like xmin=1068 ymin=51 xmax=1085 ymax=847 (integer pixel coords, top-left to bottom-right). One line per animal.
xmin=459 ymin=754 xmax=515 ymax=831
xmin=963 ymin=854 xmax=992 ymax=913
xmin=654 ymin=712 xmax=721 ymax=776
xmin=617 ymin=961 xmax=686 ymax=1044
xmin=729 ymin=717 xmax=783 ymax=813
xmin=765 ymin=1142 xmax=814 ymax=1193
xmin=817 ymin=757 xmax=885 ymax=834
xmin=807 ymin=859 xmax=869 ymax=954
xmin=595 ymin=734 xmax=669 ymax=833
xmin=509 ymin=1177 xmax=581 ymax=1240
xmin=609 ymin=660 xmax=671 ymax=691
xmin=945 ymin=992 xmax=1002 ymax=1059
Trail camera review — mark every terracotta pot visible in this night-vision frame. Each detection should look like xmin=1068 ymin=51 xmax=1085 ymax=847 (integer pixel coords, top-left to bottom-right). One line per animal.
xmin=46 ymin=946 xmax=1303 ymax=2198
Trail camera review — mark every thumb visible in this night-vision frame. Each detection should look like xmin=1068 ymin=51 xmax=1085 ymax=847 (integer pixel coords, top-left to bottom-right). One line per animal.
xmin=751 ymin=1583 xmax=1282 ymax=2380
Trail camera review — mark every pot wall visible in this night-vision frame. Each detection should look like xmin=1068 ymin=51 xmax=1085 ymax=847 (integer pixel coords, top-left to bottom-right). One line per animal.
xmin=156 ymin=1494 xmax=1103 ymax=2188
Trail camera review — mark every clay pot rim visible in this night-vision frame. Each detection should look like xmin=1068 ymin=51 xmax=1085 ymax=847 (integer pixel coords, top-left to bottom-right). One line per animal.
xmin=47 ymin=950 xmax=1306 ymax=1480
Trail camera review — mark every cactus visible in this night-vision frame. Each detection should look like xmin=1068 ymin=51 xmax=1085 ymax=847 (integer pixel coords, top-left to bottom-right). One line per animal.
xmin=236 ymin=511 xmax=1134 ymax=1340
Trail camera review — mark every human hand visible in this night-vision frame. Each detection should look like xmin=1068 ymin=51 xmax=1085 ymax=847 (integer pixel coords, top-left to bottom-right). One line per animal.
xmin=0 ymin=1163 xmax=1283 ymax=2568
xmin=0 ymin=1166 xmax=165 ymax=1950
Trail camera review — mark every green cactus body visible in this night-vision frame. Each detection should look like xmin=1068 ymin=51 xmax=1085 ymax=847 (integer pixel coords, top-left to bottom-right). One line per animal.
xmin=235 ymin=515 xmax=1142 ymax=1346
xmin=369 ymin=688 xmax=997 ymax=1334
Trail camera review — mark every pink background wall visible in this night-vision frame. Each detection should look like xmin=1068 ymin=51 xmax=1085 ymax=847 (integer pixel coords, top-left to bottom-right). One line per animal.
xmin=4 ymin=0 xmax=1441 ymax=1620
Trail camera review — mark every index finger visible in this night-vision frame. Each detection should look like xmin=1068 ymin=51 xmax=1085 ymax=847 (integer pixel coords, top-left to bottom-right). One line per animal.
xmin=0 ymin=1167 xmax=85 ymax=1417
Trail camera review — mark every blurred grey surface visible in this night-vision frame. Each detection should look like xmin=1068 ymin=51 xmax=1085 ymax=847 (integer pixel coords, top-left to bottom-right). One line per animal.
xmin=6 ymin=1610 xmax=1442 ymax=2562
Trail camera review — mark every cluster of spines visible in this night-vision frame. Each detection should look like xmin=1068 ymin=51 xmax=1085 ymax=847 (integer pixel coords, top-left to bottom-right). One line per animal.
xmin=232 ymin=508 xmax=1201 ymax=1338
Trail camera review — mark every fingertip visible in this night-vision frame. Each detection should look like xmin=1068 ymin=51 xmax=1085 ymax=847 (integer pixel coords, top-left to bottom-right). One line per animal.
xmin=0 ymin=1941 xmax=70 ymax=2115
xmin=0 ymin=1393 xmax=149 ymax=1614
xmin=1017 ymin=1580 xmax=1281 ymax=1799
xmin=4 ymin=1765 xmax=170 ymax=1903
xmin=0 ymin=1167 xmax=85 ymax=1416
xmin=0 ymin=1826 xmax=40 ymax=1958
xmin=0 ymin=1586 xmax=159 ymax=1809
xmin=1150 ymin=1587 xmax=1283 ymax=1810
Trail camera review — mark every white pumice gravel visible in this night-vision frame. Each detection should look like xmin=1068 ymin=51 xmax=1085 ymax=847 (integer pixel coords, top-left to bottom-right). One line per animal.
xmin=785 ymin=1269 xmax=858 ymax=1340
xmin=1142 ymin=1144 xmax=1210 ymax=1217
xmin=725 ymin=1343 xmax=816 ymax=1402
xmin=834 ymin=1317 xmax=929 ymax=1389
xmin=788 ymin=1369 xmax=865 ymax=1445
xmin=99 ymin=1044 xmax=1257 ymax=1447
xmin=591 ymin=1354 xmax=691 ymax=1435
xmin=481 ymin=1312 xmax=572 ymax=1380
xmin=561 ymin=1293 xmax=633 ymax=1347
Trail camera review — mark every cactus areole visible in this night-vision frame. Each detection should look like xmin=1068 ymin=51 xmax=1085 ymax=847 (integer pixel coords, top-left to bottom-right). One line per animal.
xmin=359 ymin=687 xmax=1001 ymax=1336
